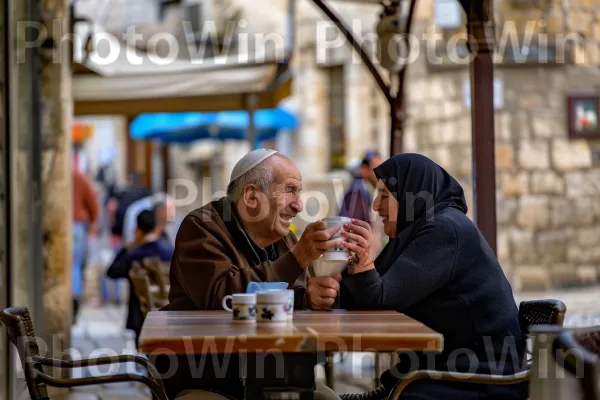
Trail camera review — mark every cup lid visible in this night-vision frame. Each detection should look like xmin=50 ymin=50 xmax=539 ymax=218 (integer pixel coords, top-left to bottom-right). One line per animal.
xmin=257 ymin=290 xmax=288 ymax=302
xmin=231 ymin=293 xmax=256 ymax=301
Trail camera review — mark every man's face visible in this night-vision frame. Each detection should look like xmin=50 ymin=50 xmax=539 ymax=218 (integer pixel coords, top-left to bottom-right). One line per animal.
xmin=361 ymin=155 xmax=383 ymax=185
xmin=262 ymin=157 xmax=303 ymax=239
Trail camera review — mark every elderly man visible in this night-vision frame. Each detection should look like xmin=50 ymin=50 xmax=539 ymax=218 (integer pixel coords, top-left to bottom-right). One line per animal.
xmin=155 ymin=149 xmax=343 ymax=400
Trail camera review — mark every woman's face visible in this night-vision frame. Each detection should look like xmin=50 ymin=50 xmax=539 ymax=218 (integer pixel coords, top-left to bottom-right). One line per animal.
xmin=373 ymin=179 xmax=399 ymax=238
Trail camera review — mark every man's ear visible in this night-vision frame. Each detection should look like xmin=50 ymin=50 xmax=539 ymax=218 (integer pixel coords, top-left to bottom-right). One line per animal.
xmin=242 ymin=184 xmax=259 ymax=208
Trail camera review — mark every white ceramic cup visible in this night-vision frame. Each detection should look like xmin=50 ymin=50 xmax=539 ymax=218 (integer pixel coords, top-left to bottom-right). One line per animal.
xmin=322 ymin=216 xmax=352 ymax=262
xmin=256 ymin=291 xmax=289 ymax=324
xmin=285 ymin=289 xmax=295 ymax=320
xmin=222 ymin=293 xmax=257 ymax=322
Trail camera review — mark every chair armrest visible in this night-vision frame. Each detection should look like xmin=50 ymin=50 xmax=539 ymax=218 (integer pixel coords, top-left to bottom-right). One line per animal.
xmin=35 ymin=369 xmax=168 ymax=400
xmin=388 ymin=370 xmax=530 ymax=400
xmin=33 ymin=354 xmax=165 ymax=392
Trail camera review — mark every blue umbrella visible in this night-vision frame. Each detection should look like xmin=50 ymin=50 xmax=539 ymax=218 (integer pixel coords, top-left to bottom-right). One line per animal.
xmin=130 ymin=108 xmax=298 ymax=144
xmin=130 ymin=112 xmax=218 ymax=141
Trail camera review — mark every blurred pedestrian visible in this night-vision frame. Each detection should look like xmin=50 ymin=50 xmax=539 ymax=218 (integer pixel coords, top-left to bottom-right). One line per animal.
xmin=72 ymin=169 xmax=100 ymax=323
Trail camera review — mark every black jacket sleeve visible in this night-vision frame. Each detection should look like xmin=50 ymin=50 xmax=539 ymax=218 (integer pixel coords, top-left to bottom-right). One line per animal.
xmin=106 ymin=247 xmax=131 ymax=279
xmin=342 ymin=218 xmax=458 ymax=310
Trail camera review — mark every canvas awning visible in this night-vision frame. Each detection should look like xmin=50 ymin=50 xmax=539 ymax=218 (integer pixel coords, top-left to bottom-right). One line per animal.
xmin=72 ymin=24 xmax=292 ymax=116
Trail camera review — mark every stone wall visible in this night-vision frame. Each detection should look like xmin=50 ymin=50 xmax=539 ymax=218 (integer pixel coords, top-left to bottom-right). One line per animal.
xmin=403 ymin=0 xmax=600 ymax=290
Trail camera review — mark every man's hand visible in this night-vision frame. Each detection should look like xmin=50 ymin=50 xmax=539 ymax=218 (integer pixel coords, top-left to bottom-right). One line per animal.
xmin=307 ymin=274 xmax=342 ymax=310
xmin=291 ymin=220 xmax=343 ymax=268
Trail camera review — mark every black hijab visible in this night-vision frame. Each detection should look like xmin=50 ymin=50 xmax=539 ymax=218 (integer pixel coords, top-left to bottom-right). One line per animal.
xmin=372 ymin=153 xmax=468 ymax=275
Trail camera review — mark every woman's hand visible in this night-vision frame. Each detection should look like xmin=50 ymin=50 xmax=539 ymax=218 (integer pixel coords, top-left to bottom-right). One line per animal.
xmin=341 ymin=219 xmax=375 ymax=274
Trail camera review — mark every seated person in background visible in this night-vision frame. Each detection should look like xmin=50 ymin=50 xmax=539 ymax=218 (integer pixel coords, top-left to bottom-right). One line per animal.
xmin=156 ymin=149 xmax=343 ymax=400
xmin=153 ymin=201 xmax=173 ymax=245
xmin=308 ymin=153 xmax=527 ymax=400
xmin=106 ymin=209 xmax=174 ymax=348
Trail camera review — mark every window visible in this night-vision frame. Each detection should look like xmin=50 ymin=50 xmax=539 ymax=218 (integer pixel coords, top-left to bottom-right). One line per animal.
xmin=326 ymin=65 xmax=346 ymax=170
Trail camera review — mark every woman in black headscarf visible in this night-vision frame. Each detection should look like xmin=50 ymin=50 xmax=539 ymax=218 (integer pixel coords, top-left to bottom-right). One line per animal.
xmin=339 ymin=153 xmax=527 ymax=399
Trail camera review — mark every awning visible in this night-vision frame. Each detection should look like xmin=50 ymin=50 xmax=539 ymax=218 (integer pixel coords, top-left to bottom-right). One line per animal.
xmin=130 ymin=107 xmax=298 ymax=144
xmin=72 ymin=24 xmax=292 ymax=116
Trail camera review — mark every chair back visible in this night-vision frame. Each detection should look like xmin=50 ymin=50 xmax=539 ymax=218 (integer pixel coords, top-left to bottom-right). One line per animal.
xmin=519 ymin=299 xmax=567 ymax=332
xmin=0 ymin=307 xmax=49 ymax=399
xmin=555 ymin=329 xmax=600 ymax=400
xmin=529 ymin=325 xmax=600 ymax=400
xmin=129 ymin=263 xmax=156 ymax=316
xmin=141 ymin=257 xmax=169 ymax=299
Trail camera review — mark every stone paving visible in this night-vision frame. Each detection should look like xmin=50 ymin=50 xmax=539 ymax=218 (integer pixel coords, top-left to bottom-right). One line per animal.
xmin=51 ymin=285 xmax=600 ymax=399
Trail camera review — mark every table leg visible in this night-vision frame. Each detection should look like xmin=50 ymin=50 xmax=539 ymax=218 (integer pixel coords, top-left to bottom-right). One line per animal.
xmin=244 ymin=353 xmax=317 ymax=400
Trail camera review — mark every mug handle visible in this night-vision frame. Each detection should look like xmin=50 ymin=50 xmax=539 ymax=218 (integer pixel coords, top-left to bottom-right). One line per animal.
xmin=222 ymin=295 xmax=233 ymax=312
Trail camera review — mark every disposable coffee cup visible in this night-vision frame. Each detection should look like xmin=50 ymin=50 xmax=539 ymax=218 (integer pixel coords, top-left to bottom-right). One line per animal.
xmin=322 ymin=216 xmax=352 ymax=262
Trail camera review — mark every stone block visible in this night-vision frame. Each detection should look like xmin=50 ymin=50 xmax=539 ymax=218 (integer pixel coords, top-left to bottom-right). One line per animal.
xmin=532 ymin=112 xmax=560 ymax=138
xmin=516 ymin=196 xmax=550 ymax=230
xmin=530 ymin=171 xmax=565 ymax=195
xmin=496 ymin=144 xmax=514 ymax=170
xmin=577 ymin=266 xmax=598 ymax=285
xmin=518 ymin=140 xmax=550 ymax=170
xmin=573 ymin=197 xmax=595 ymax=226
xmin=574 ymin=226 xmax=600 ymax=247
xmin=512 ymin=266 xmax=550 ymax=292
xmin=449 ymin=146 xmax=472 ymax=178
xmin=552 ymin=139 xmax=592 ymax=171
xmin=564 ymin=170 xmax=600 ymax=197
xmin=508 ymin=228 xmax=537 ymax=264
xmin=495 ymin=112 xmax=512 ymax=142
xmin=537 ymin=230 xmax=568 ymax=263
xmin=519 ymin=93 xmax=545 ymax=109
xmin=545 ymin=12 xmax=564 ymax=35
xmin=551 ymin=198 xmax=575 ymax=228
xmin=497 ymin=198 xmax=518 ymax=225
xmin=428 ymin=77 xmax=445 ymax=101
xmin=568 ymin=10 xmax=593 ymax=37
xmin=501 ymin=172 xmax=529 ymax=196
xmin=444 ymin=101 xmax=463 ymax=119
xmin=498 ymin=229 xmax=510 ymax=262
xmin=567 ymin=245 xmax=600 ymax=264
xmin=550 ymin=264 xmax=580 ymax=287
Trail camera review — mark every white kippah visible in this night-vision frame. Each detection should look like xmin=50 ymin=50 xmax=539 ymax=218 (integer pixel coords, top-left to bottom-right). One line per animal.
xmin=230 ymin=149 xmax=279 ymax=182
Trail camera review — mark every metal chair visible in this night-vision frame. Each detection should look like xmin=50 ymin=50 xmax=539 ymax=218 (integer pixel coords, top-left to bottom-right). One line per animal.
xmin=0 ymin=306 xmax=168 ymax=400
xmin=130 ymin=262 xmax=168 ymax=312
xmin=553 ymin=328 xmax=600 ymax=400
xmin=340 ymin=299 xmax=567 ymax=400
xmin=141 ymin=257 xmax=170 ymax=301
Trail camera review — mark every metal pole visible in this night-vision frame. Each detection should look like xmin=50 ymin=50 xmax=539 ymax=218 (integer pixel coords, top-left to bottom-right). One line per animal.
xmin=246 ymin=94 xmax=258 ymax=150
xmin=390 ymin=0 xmax=416 ymax=156
xmin=29 ymin=0 xmax=45 ymax=336
xmin=468 ymin=0 xmax=497 ymax=253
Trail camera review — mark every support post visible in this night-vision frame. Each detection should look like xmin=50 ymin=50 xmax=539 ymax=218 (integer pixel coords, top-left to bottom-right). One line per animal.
xmin=246 ymin=94 xmax=258 ymax=150
xmin=468 ymin=0 xmax=497 ymax=253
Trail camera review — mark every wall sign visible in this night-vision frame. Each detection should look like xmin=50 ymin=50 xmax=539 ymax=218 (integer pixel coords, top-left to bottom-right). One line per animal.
xmin=567 ymin=94 xmax=600 ymax=139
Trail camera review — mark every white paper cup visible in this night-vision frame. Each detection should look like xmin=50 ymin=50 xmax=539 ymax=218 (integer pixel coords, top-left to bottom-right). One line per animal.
xmin=322 ymin=216 xmax=352 ymax=262
xmin=222 ymin=293 xmax=257 ymax=323
xmin=256 ymin=291 xmax=289 ymax=324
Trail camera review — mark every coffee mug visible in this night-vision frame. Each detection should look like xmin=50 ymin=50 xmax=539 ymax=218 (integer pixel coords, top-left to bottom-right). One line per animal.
xmin=256 ymin=291 xmax=289 ymax=324
xmin=285 ymin=289 xmax=294 ymax=320
xmin=322 ymin=216 xmax=352 ymax=262
xmin=222 ymin=293 xmax=257 ymax=322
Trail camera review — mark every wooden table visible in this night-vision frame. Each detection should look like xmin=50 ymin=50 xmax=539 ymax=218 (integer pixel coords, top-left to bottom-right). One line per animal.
xmin=140 ymin=310 xmax=443 ymax=400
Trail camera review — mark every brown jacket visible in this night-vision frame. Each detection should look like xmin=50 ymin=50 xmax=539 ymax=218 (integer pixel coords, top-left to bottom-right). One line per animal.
xmin=165 ymin=197 xmax=308 ymax=311
xmin=72 ymin=169 xmax=99 ymax=224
